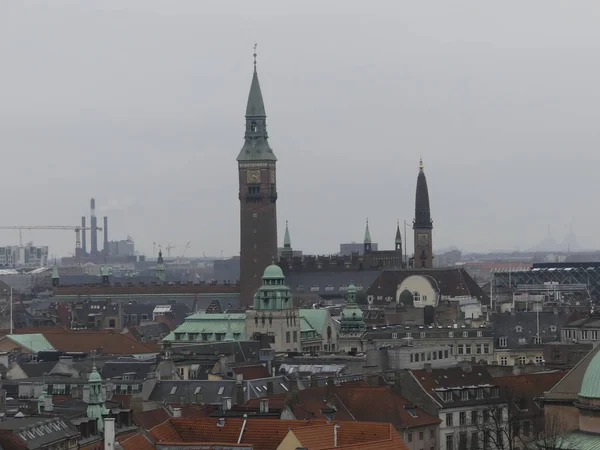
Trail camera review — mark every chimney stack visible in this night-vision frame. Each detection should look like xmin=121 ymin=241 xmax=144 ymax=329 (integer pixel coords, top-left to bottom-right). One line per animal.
xmin=90 ymin=198 xmax=98 ymax=256
xmin=103 ymin=418 xmax=115 ymax=450
xmin=172 ymin=407 xmax=182 ymax=418
xmin=81 ymin=216 xmax=87 ymax=255
xmin=103 ymin=216 xmax=108 ymax=257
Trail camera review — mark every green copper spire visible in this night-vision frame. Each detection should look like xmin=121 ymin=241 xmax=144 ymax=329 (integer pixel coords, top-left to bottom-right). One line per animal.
xmin=340 ymin=282 xmax=366 ymax=335
xmin=364 ymin=219 xmax=372 ymax=244
xmin=283 ymin=221 xmax=291 ymax=248
xmin=86 ymin=365 xmax=109 ymax=431
xmin=237 ymin=45 xmax=277 ymax=162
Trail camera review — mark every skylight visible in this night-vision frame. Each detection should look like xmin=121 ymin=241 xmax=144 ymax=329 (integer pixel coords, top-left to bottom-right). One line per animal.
xmin=170 ymin=386 xmax=177 ymax=395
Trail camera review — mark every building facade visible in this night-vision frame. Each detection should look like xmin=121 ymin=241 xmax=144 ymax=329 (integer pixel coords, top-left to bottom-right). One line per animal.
xmin=238 ymin=55 xmax=278 ymax=306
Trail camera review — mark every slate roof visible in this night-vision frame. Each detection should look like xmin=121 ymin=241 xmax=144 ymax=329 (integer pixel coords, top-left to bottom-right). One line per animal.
xmin=150 ymin=377 xmax=290 ymax=405
xmin=14 ymin=361 xmax=56 ymax=378
xmin=492 ymin=312 xmax=566 ymax=349
xmin=0 ymin=417 xmax=79 ymax=450
xmin=367 ymin=268 xmax=488 ymax=303
xmin=565 ymin=313 xmax=600 ymax=329
xmin=410 ymin=366 xmax=502 ymax=408
xmin=284 ymin=271 xmax=382 ymax=296
xmin=101 ymin=358 xmax=157 ymax=380
xmin=170 ymin=341 xmax=260 ymax=363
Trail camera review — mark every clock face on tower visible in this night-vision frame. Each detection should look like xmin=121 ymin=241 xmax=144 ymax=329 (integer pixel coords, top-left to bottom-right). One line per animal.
xmin=417 ymin=233 xmax=429 ymax=246
xmin=247 ymin=170 xmax=261 ymax=183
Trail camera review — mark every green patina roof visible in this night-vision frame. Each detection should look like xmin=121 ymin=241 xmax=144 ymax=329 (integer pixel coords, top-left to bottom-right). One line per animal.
xmin=163 ymin=314 xmax=247 ymax=342
xmin=7 ymin=334 xmax=54 ymax=352
xmin=300 ymin=317 xmax=315 ymax=333
xmin=299 ymin=309 xmax=328 ymax=334
xmin=364 ymin=220 xmax=372 ymax=244
xmin=263 ymin=264 xmax=284 ymax=279
xmin=544 ymin=431 xmax=600 ymax=449
xmin=579 ymin=349 xmax=600 ymax=398
xmin=246 ymin=70 xmax=266 ymax=117
xmin=89 ymin=365 xmax=102 ymax=382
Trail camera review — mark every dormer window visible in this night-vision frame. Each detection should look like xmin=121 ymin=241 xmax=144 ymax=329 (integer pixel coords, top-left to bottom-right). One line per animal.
xmin=515 ymin=326 xmax=523 ymax=333
xmin=499 ymin=337 xmax=508 ymax=348
xmin=461 ymin=390 xmax=469 ymax=401
xmin=445 ymin=391 xmax=453 ymax=402
xmin=533 ymin=336 xmax=542 ymax=344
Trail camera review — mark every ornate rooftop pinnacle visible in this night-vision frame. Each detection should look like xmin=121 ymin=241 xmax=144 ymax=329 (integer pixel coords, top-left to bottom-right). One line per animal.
xmin=419 ymin=157 xmax=424 ymax=170
xmin=364 ymin=219 xmax=372 ymax=244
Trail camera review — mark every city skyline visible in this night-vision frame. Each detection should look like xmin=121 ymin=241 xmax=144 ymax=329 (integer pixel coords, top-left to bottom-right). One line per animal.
xmin=2 ymin=1 xmax=599 ymax=258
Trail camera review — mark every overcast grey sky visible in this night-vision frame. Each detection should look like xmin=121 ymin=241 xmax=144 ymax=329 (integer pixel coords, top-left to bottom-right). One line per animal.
xmin=1 ymin=1 xmax=600 ymax=258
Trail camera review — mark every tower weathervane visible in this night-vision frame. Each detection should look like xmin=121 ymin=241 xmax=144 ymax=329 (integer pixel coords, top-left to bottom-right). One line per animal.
xmin=419 ymin=157 xmax=424 ymax=170
xmin=253 ymin=42 xmax=258 ymax=73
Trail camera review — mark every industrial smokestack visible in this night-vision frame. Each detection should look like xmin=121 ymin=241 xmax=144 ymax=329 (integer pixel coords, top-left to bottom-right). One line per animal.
xmin=103 ymin=216 xmax=108 ymax=256
xmin=90 ymin=198 xmax=98 ymax=255
xmin=81 ymin=216 xmax=87 ymax=255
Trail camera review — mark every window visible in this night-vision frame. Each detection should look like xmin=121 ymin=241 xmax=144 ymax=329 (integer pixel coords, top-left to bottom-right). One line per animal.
xmin=460 ymin=411 xmax=466 ymax=425
xmin=449 ymin=332 xmax=454 ymax=338
xmin=415 ymin=353 xmax=420 ymax=362
xmin=471 ymin=410 xmax=478 ymax=424
xmin=461 ymin=390 xmax=469 ymax=401
xmin=392 ymin=333 xmax=398 ymax=339
xmin=419 ymin=431 xmax=424 ymax=440
xmin=518 ymin=356 xmax=526 ymax=365
xmin=445 ymin=391 xmax=453 ymax=402
xmin=491 ymin=387 xmax=500 ymax=398
xmin=500 ymin=356 xmax=508 ymax=366
xmin=535 ymin=356 xmax=543 ymax=364
xmin=592 ymin=331 xmax=598 ymax=341
xmin=523 ymin=420 xmax=531 ymax=437
xmin=286 ymin=331 xmax=290 ymax=343
xmin=477 ymin=331 xmax=482 ymax=337
xmin=458 ymin=344 xmax=465 ymax=355
xmin=550 ymin=325 xmax=557 ymax=332
xmin=446 ymin=434 xmax=454 ymax=450
xmin=483 ymin=410 xmax=490 ymax=423
xmin=408 ymin=432 xmax=413 ymax=442
xmin=477 ymin=388 xmax=484 ymax=399
xmin=581 ymin=330 xmax=589 ymax=340
xmin=499 ymin=337 xmax=508 ymax=347
xmin=170 ymin=386 xmax=177 ymax=395
xmin=470 ymin=432 xmax=478 ymax=450
xmin=430 ymin=429 xmax=435 ymax=439
xmin=483 ymin=431 xmax=490 ymax=447
xmin=483 ymin=344 xmax=490 ymax=354
xmin=406 ymin=332 xmax=412 ymax=338
xmin=465 ymin=345 xmax=472 ymax=355
xmin=446 ymin=412 xmax=454 ymax=427
xmin=420 ymin=332 xmax=426 ymax=338
xmin=533 ymin=335 xmax=542 ymax=344
xmin=459 ymin=432 xmax=467 ymax=450
xmin=515 ymin=325 xmax=523 ymax=333
xmin=445 ymin=350 xmax=449 ymax=358
xmin=476 ymin=344 xmax=482 ymax=354
xmin=463 ymin=331 xmax=468 ymax=337
xmin=218 ymin=386 xmax=225 ymax=395
xmin=293 ymin=331 xmax=298 ymax=342
xmin=413 ymin=292 xmax=421 ymax=303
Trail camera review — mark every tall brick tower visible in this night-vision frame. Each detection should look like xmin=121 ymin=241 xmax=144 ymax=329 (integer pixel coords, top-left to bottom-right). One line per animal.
xmin=237 ymin=48 xmax=278 ymax=305
xmin=413 ymin=158 xmax=433 ymax=268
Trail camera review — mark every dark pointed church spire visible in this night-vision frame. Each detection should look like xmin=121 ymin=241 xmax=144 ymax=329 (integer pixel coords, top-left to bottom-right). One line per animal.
xmin=395 ymin=220 xmax=402 ymax=245
xmin=414 ymin=158 xmax=432 ymax=229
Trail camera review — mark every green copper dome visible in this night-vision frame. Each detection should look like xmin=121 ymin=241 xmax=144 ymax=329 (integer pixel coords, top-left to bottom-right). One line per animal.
xmin=579 ymin=350 xmax=600 ymax=398
xmin=88 ymin=365 xmax=102 ymax=383
xmin=347 ymin=283 xmax=357 ymax=295
xmin=263 ymin=264 xmax=284 ymax=279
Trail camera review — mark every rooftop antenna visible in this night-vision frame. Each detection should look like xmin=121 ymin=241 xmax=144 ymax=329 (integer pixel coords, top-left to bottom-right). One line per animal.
xmin=253 ymin=42 xmax=258 ymax=73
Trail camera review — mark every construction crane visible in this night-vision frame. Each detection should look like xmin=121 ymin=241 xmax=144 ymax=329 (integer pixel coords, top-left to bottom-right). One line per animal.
xmin=165 ymin=244 xmax=176 ymax=257
xmin=181 ymin=241 xmax=191 ymax=258
xmin=0 ymin=225 xmax=102 ymax=250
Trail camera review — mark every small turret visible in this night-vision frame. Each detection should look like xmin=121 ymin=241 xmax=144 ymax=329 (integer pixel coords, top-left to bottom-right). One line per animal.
xmin=395 ymin=220 xmax=402 ymax=252
xmin=340 ymin=282 xmax=366 ymax=335
xmin=282 ymin=221 xmax=293 ymax=258
xmin=156 ymin=250 xmax=166 ymax=282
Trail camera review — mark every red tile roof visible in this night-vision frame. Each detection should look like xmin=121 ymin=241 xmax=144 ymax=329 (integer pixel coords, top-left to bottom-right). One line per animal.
xmin=289 ymin=422 xmax=407 ymax=450
xmin=134 ymin=408 xmax=170 ymax=430
xmin=118 ymin=432 xmax=154 ymax=450
xmin=43 ymin=330 xmax=155 ymax=354
xmin=149 ymin=420 xmax=182 ymax=442
xmin=411 ymin=366 xmax=494 ymax=393
xmin=494 ymin=371 xmax=567 ymax=416
xmin=232 ymin=364 xmax=271 ymax=380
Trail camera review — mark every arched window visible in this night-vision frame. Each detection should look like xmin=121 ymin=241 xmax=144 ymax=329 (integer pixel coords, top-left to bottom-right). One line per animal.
xmin=327 ymin=326 xmax=332 ymax=340
xmin=251 ymin=121 xmax=257 ymax=132
xmin=413 ymin=291 xmax=421 ymax=303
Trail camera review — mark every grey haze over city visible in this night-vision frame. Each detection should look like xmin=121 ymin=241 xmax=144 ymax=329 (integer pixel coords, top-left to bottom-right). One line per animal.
xmin=1 ymin=0 xmax=599 ymax=258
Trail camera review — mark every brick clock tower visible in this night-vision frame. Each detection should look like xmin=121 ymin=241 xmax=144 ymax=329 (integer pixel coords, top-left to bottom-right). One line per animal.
xmin=237 ymin=50 xmax=278 ymax=305
xmin=413 ymin=158 xmax=433 ymax=268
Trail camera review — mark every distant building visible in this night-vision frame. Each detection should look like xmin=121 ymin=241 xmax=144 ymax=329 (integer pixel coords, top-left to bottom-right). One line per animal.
xmin=0 ymin=245 xmax=48 ymax=268
xmin=340 ymin=242 xmax=379 ymax=256
xmin=106 ymin=239 xmax=134 ymax=257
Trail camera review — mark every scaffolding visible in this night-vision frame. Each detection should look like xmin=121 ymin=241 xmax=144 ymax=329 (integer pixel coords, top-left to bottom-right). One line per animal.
xmin=492 ymin=262 xmax=599 ymax=304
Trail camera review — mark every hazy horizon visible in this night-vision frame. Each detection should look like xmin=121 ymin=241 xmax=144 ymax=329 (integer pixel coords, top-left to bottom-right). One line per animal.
xmin=2 ymin=1 xmax=600 ymax=259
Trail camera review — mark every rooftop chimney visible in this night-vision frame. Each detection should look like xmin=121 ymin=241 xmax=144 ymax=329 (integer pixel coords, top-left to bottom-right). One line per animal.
xmin=103 ymin=216 xmax=108 ymax=257
xmin=90 ymin=198 xmax=98 ymax=256
xmin=172 ymin=407 xmax=182 ymax=418
xmin=81 ymin=216 xmax=87 ymax=255
xmin=103 ymin=417 xmax=115 ymax=450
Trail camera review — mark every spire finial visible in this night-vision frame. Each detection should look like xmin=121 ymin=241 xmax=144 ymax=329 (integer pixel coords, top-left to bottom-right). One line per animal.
xmin=419 ymin=157 xmax=424 ymax=170
xmin=253 ymin=42 xmax=258 ymax=74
